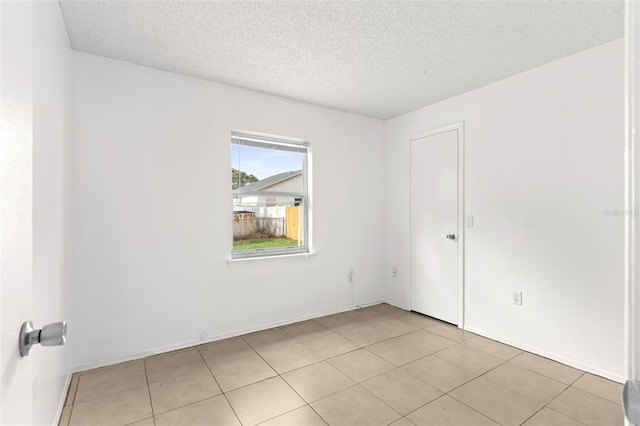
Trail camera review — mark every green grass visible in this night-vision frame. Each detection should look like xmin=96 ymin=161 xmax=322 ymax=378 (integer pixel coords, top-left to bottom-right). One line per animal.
xmin=233 ymin=237 xmax=300 ymax=251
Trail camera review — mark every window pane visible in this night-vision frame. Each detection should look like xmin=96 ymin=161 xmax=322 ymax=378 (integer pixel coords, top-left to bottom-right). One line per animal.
xmin=231 ymin=144 xmax=304 ymax=190
xmin=233 ymin=197 xmax=305 ymax=252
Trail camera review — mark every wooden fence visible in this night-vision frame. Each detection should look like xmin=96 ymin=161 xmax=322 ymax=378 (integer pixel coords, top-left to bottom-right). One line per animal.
xmin=286 ymin=206 xmax=303 ymax=242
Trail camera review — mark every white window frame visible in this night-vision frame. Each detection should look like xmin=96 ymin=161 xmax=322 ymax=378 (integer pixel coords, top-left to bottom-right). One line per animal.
xmin=231 ymin=130 xmax=310 ymax=259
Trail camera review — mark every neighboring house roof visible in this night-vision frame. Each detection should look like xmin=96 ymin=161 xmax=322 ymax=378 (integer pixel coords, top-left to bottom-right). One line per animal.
xmin=233 ymin=170 xmax=302 ymax=195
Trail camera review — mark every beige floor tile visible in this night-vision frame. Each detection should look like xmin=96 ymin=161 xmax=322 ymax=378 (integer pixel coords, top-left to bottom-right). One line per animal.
xmin=427 ymin=324 xmax=476 ymax=343
xmin=369 ymin=304 xmax=408 ymax=318
xmin=74 ymin=360 xmax=147 ymax=404
xmin=547 ymin=387 xmax=624 ymax=426
xmin=210 ymin=355 xmax=277 ymax=391
xmin=396 ymin=313 xmax=443 ymax=329
xmin=449 ymin=377 xmax=544 ymax=426
xmin=282 ymin=321 xmax=333 ymax=342
xmin=402 ymin=355 xmax=478 ymax=392
xmin=572 ymin=373 xmax=622 ymax=404
xmin=303 ymin=333 xmax=360 ymax=359
xmin=282 ymin=361 xmax=355 ymax=403
xmin=339 ymin=319 xmax=418 ymax=346
xmin=260 ymin=405 xmax=327 ymax=426
xmin=510 ymin=352 xmax=583 ymax=385
xmin=128 ymin=418 xmax=155 ymax=426
xmin=435 ymin=344 xmax=503 ymax=374
xmin=337 ymin=324 xmax=395 ymax=347
xmin=314 ymin=313 xmax=368 ymax=331
xmin=483 ymin=362 xmax=567 ymax=405
xmin=65 ymin=374 xmax=80 ymax=406
xmin=226 ymin=377 xmax=305 ymax=426
xmin=343 ymin=308 xmax=388 ymax=323
xmin=388 ymin=418 xmax=414 ymax=426
xmin=69 ymin=385 xmax=152 ymax=426
xmin=198 ymin=337 xmax=257 ymax=368
xmin=367 ymin=330 xmax=456 ymax=366
xmin=311 ymin=385 xmax=401 ymax=426
xmin=145 ymin=348 xmax=207 ymax=384
xmin=361 ymin=369 xmax=442 ymax=415
xmin=58 ymin=406 xmax=71 ymax=426
xmin=149 ymin=368 xmax=222 ymax=414
xmin=522 ymin=407 xmax=586 ymax=426
xmin=244 ymin=328 xmax=298 ymax=353
xmin=463 ymin=336 xmax=522 ymax=361
xmin=328 ymin=349 xmax=394 ymax=382
xmin=406 ymin=395 xmax=499 ymax=426
xmin=260 ymin=343 xmax=322 ymax=374
xmin=154 ymin=395 xmax=240 ymax=426
xmin=374 ymin=318 xmax=420 ymax=336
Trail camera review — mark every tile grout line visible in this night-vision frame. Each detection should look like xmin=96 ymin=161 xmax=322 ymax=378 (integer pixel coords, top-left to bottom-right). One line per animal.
xmin=532 ymin=385 xmax=586 ymax=426
xmin=141 ymin=358 xmax=157 ymax=426
xmin=65 ymin=374 xmax=80 ymax=426
xmin=439 ymin=356 xmax=588 ymax=426
xmin=240 ymin=310 xmax=404 ymax=424
xmin=61 ymin=306 xmax=615 ymax=426
xmin=357 ymin=382 xmax=404 ymax=421
xmin=194 ymin=346 xmax=244 ymax=426
xmin=401 ymin=355 xmax=511 ymax=425
xmin=403 ymin=393 xmax=497 ymax=425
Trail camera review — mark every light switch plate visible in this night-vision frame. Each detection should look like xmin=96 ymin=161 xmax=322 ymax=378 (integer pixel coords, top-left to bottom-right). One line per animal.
xmin=466 ymin=215 xmax=474 ymax=227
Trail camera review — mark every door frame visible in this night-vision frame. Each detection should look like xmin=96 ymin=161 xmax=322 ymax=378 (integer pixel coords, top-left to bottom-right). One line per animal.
xmin=409 ymin=121 xmax=465 ymax=328
xmin=625 ymin=0 xmax=639 ymax=392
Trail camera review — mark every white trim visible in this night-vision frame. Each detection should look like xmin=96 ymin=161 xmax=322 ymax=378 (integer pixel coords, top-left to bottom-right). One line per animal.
xmin=464 ymin=325 xmax=626 ymax=384
xmin=53 ymin=373 xmax=72 ymax=426
xmin=409 ymin=121 xmax=466 ymax=329
xmin=625 ymin=0 xmax=640 ymax=387
xmin=231 ymin=129 xmax=309 ymax=146
xmin=226 ymin=251 xmax=316 ymax=266
xmin=230 ymin=130 xmax=311 ymax=260
xmin=72 ymin=301 xmax=383 ymax=373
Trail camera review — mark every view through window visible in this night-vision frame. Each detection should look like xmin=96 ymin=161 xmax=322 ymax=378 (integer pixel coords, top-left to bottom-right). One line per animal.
xmin=231 ymin=131 xmax=309 ymax=259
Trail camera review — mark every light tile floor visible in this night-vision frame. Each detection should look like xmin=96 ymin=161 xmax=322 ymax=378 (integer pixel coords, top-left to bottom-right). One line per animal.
xmin=60 ymin=304 xmax=624 ymax=426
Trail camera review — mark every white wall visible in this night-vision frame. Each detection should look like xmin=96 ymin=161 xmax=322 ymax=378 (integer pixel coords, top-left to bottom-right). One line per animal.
xmin=384 ymin=39 xmax=625 ymax=381
xmin=33 ymin=1 xmax=73 ymax=424
xmin=71 ymin=53 xmax=385 ymax=369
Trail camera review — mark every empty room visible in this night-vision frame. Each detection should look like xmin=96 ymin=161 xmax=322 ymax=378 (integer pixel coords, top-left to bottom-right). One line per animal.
xmin=2 ymin=0 xmax=640 ymax=425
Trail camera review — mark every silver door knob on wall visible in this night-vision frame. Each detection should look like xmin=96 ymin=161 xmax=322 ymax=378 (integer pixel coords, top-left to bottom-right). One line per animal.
xmin=19 ymin=321 xmax=67 ymax=357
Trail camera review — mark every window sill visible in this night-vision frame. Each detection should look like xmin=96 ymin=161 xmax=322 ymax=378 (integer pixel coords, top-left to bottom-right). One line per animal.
xmin=226 ymin=251 xmax=316 ymax=265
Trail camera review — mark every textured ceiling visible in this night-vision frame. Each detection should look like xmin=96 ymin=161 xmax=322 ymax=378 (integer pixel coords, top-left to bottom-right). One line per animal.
xmin=58 ymin=1 xmax=624 ymax=120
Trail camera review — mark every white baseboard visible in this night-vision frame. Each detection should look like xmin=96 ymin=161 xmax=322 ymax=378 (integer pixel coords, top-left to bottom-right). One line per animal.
xmin=73 ymin=301 xmax=383 ymax=373
xmin=385 ymin=300 xmax=410 ymax=311
xmin=463 ymin=325 xmax=626 ymax=384
xmin=53 ymin=373 xmax=72 ymax=426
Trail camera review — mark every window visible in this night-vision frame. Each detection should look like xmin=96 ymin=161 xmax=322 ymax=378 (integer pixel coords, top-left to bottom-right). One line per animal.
xmin=231 ymin=130 xmax=309 ymax=259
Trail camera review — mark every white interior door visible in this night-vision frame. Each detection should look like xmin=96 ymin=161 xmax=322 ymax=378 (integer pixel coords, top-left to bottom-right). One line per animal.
xmin=1 ymin=1 xmax=35 ymax=424
xmin=410 ymin=129 xmax=459 ymax=325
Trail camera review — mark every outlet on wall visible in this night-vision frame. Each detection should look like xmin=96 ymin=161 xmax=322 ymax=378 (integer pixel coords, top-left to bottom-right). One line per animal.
xmin=513 ymin=291 xmax=523 ymax=305
xmin=199 ymin=330 xmax=207 ymax=340
xmin=392 ymin=267 xmax=398 ymax=278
